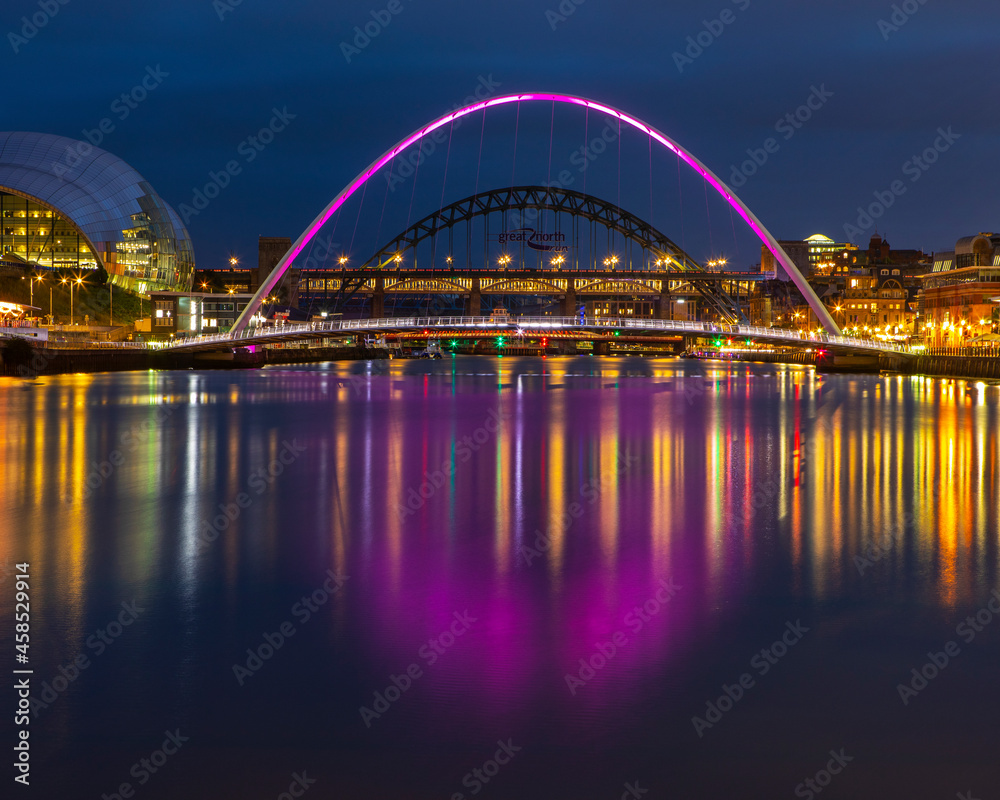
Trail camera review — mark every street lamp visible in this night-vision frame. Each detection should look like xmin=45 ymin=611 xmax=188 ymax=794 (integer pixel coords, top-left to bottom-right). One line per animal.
xmin=59 ymin=276 xmax=76 ymax=325
xmin=29 ymin=274 xmax=45 ymax=313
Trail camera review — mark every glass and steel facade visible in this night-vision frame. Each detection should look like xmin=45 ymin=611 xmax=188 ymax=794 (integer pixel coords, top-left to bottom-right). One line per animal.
xmin=0 ymin=191 xmax=98 ymax=269
xmin=0 ymin=132 xmax=194 ymax=294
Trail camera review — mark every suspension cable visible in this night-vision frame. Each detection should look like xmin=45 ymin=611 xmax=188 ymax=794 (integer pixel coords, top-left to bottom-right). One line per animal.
xmin=510 ymin=100 xmax=521 ymax=189
xmin=473 ymin=108 xmax=486 ymax=199
xmin=434 ymin=120 xmax=455 ymax=269
xmin=373 ymin=155 xmax=395 ymax=263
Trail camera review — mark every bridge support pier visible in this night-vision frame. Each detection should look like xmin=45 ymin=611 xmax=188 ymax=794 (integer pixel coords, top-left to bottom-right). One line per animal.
xmin=593 ymin=340 xmax=611 ymax=356
xmin=465 ymin=277 xmax=481 ymax=316
xmin=370 ymin=276 xmax=385 ymax=319
xmin=561 ymin=281 xmax=577 ymax=317
xmin=657 ymin=281 xmax=671 ymax=320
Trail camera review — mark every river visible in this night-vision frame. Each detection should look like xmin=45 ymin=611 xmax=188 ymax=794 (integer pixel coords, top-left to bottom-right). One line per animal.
xmin=2 ymin=357 xmax=998 ymax=798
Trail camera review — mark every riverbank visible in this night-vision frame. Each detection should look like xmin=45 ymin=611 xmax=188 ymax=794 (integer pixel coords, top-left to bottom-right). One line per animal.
xmin=0 ymin=274 xmax=142 ymax=326
xmin=745 ymin=349 xmax=1000 ymax=381
xmin=882 ymin=353 xmax=1000 ymax=381
xmin=0 ymin=340 xmax=389 ymax=377
xmin=3 ymin=339 xmax=998 ymax=381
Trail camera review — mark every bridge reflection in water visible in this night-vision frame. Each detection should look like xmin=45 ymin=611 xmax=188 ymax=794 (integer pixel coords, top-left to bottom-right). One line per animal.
xmin=2 ymin=359 xmax=998 ymax=795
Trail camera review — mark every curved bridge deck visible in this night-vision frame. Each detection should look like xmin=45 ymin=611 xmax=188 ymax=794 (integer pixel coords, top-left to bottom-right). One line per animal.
xmin=162 ymin=316 xmax=909 ymax=355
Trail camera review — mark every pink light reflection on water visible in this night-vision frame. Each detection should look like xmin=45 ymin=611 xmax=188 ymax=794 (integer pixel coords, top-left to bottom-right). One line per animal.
xmin=332 ymin=367 xmax=746 ymax=735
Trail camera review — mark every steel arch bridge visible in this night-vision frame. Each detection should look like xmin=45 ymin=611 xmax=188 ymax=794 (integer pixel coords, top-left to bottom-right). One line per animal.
xmin=322 ymin=185 xmax=757 ymax=323
xmin=233 ymin=92 xmax=839 ymax=335
xmin=366 ymin=185 xmax=704 ymax=271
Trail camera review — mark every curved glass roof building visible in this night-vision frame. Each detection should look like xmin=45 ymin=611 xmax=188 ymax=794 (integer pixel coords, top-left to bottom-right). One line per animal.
xmin=0 ymin=132 xmax=194 ymax=293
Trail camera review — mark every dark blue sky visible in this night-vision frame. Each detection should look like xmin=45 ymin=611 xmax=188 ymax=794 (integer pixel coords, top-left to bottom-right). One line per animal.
xmin=5 ymin=0 xmax=997 ymax=268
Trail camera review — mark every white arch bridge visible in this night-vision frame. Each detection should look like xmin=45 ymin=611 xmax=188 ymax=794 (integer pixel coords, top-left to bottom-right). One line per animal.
xmin=161 ymin=316 xmax=909 ymax=355
xmin=233 ymin=92 xmax=844 ymax=335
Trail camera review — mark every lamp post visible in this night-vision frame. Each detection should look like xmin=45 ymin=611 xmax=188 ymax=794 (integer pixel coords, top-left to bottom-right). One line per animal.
xmin=109 ymin=281 xmax=113 ymax=327
xmin=49 ymin=286 xmax=53 ymax=325
xmin=60 ymin=277 xmax=69 ymax=324
xmin=61 ymin=275 xmax=83 ymax=325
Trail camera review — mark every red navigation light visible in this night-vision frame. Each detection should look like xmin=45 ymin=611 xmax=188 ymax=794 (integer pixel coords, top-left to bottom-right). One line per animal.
xmin=541 ymin=337 xmax=548 ymax=346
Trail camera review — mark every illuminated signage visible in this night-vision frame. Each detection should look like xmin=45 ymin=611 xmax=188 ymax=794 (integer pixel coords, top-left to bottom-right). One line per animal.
xmin=494 ymin=228 xmax=568 ymax=253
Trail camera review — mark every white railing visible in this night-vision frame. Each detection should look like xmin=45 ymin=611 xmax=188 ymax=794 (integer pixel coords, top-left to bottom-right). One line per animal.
xmin=158 ymin=316 xmax=910 ymax=354
xmin=1 ymin=335 xmax=151 ymax=350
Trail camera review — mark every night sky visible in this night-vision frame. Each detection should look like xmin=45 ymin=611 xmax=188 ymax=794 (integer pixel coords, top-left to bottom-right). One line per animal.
xmin=5 ymin=0 xmax=997 ymax=268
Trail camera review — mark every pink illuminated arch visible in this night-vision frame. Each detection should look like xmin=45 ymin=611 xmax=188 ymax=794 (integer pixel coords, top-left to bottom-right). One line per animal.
xmin=233 ymin=93 xmax=839 ymax=334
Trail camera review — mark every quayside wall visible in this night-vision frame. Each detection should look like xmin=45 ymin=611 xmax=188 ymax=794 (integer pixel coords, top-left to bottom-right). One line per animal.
xmin=881 ymin=354 xmax=1000 ymax=381
xmin=0 ymin=343 xmax=388 ymax=377
xmin=694 ymin=350 xmax=1000 ymax=381
xmin=3 ymin=340 xmax=997 ymax=381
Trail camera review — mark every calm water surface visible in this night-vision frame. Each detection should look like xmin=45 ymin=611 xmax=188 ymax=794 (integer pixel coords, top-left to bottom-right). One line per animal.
xmin=2 ymin=357 xmax=999 ymax=799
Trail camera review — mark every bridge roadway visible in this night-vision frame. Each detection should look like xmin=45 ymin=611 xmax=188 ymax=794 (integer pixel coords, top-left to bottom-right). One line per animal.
xmin=160 ymin=316 xmax=909 ymax=355
xmin=299 ymin=267 xmax=765 ymax=284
